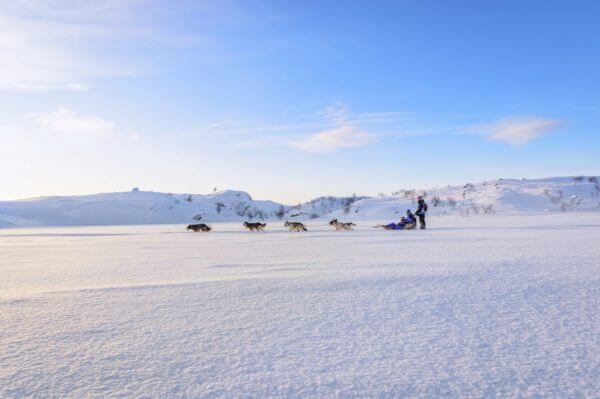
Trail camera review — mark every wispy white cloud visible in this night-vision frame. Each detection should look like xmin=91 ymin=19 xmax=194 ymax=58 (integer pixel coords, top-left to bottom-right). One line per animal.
xmin=481 ymin=117 xmax=562 ymax=146
xmin=319 ymin=102 xmax=349 ymax=125
xmin=0 ymin=0 xmax=206 ymax=91
xmin=65 ymin=83 xmax=89 ymax=92
xmin=175 ymin=103 xmax=421 ymax=152
xmin=290 ymin=126 xmax=374 ymax=153
xmin=290 ymin=102 xmax=380 ymax=152
xmin=0 ymin=1 xmax=133 ymax=91
xmin=29 ymin=107 xmax=114 ymax=136
xmin=318 ymin=102 xmax=409 ymax=127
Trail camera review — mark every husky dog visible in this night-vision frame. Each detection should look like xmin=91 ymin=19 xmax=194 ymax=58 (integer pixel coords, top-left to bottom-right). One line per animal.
xmin=284 ymin=221 xmax=307 ymax=232
xmin=243 ymin=221 xmax=266 ymax=231
xmin=329 ymin=219 xmax=356 ymax=231
xmin=187 ymin=223 xmax=211 ymax=232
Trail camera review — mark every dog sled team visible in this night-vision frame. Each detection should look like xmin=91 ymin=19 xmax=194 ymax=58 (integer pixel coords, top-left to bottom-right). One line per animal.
xmin=187 ymin=196 xmax=428 ymax=232
xmin=187 ymin=196 xmax=428 ymax=233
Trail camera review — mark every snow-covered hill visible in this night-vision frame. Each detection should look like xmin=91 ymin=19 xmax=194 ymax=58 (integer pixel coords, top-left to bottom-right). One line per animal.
xmin=0 ymin=190 xmax=283 ymax=228
xmin=1 ymin=176 xmax=599 ymax=227
xmin=339 ymin=176 xmax=600 ymax=219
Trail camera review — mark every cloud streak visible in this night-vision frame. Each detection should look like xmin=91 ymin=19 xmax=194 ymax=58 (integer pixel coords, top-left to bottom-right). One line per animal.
xmin=0 ymin=0 xmax=205 ymax=91
xmin=482 ymin=117 xmax=562 ymax=146
xmin=0 ymin=1 xmax=134 ymax=91
xmin=30 ymin=107 xmax=114 ymax=136
xmin=290 ymin=126 xmax=374 ymax=153
xmin=290 ymin=102 xmax=381 ymax=152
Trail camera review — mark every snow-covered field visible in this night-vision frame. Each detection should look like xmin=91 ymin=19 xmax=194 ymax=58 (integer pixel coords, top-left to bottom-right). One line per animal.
xmin=1 ymin=213 xmax=599 ymax=397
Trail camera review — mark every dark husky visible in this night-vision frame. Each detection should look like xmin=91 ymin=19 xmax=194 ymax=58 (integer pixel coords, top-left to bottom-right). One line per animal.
xmin=187 ymin=223 xmax=211 ymax=232
xmin=284 ymin=221 xmax=307 ymax=232
xmin=329 ymin=219 xmax=356 ymax=231
xmin=243 ymin=221 xmax=266 ymax=231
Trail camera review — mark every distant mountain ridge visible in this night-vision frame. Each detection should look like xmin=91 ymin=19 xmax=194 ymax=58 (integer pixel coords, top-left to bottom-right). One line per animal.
xmin=1 ymin=176 xmax=599 ymax=227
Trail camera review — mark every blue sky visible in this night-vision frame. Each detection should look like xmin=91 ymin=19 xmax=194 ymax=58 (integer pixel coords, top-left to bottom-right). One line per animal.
xmin=1 ymin=1 xmax=599 ymax=203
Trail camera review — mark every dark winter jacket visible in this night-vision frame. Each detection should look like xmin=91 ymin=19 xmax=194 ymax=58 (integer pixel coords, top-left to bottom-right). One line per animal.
xmin=416 ymin=199 xmax=428 ymax=216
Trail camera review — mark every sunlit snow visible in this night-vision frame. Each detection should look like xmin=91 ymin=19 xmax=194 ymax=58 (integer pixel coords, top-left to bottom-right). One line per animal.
xmin=1 ymin=213 xmax=599 ymax=397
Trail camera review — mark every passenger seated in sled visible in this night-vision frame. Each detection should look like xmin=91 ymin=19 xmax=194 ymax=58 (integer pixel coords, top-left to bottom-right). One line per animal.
xmin=376 ymin=210 xmax=417 ymax=230
xmin=404 ymin=210 xmax=417 ymax=230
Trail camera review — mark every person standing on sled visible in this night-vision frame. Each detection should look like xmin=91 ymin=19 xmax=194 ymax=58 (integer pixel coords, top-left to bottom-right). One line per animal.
xmin=415 ymin=196 xmax=428 ymax=229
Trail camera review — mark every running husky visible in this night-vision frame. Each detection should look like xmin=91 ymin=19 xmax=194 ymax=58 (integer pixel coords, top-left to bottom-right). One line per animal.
xmin=329 ymin=219 xmax=356 ymax=231
xmin=243 ymin=221 xmax=266 ymax=231
xmin=187 ymin=223 xmax=211 ymax=232
xmin=284 ymin=221 xmax=307 ymax=232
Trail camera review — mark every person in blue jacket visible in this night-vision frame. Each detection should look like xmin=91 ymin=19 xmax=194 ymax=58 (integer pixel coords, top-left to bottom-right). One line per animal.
xmin=382 ymin=218 xmax=406 ymax=230
xmin=405 ymin=209 xmax=416 ymax=226
xmin=378 ymin=210 xmax=417 ymax=230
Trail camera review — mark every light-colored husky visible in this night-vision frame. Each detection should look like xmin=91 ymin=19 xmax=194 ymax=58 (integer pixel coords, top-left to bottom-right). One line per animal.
xmin=329 ymin=219 xmax=356 ymax=231
xmin=284 ymin=221 xmax=307 ymax=232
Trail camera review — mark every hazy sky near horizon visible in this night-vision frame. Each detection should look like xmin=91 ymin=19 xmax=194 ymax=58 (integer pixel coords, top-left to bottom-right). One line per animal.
xmin=1 ymin=0 xmax=599 ymax=203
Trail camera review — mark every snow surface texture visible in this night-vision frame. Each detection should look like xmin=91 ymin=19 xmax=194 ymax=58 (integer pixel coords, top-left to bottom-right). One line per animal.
xmin=1 ymin=176 xmax=599 ymax=227
xmin=1 ymin=213 xmax=599 ymax=397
